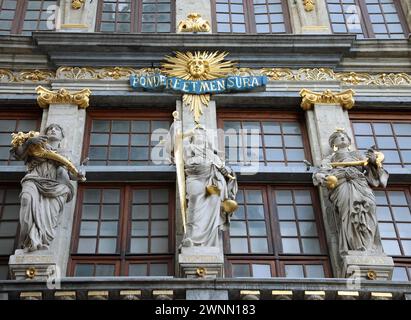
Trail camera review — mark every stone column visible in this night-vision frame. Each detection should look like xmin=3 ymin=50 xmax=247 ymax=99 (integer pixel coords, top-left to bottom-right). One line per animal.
xmin=55 ymin=0 xmax=98 ymax=32
xmin=8 ymin=86 xmax=91 ymax=280
xmin=300 ymin=88 xmax=394 ymax=280
xmin=400 ymin=0 xmax=411 ymax=29
xmin=288 ymin=0 xmax=332 ymax=34
xmin=176 ymin=0 xmax=212 ymax=33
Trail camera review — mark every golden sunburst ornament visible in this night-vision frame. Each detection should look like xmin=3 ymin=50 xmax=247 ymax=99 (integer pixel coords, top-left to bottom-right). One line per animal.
xmin=161 ymin=51 xmax=235 ymax=123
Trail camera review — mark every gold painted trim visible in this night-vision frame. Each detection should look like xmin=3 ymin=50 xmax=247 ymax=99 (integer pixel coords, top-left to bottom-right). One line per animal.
xmin=371 ymin=292 xmax=393 ymax=298
xmin=153 ymin=290 xmax=174 ymax=295
xmin=303 ymin=0 xmax=315 ymax=12
xmin=305 ymin=290 xmax=325 ymax=296
xmin=61 ymin=23 xmax=88 ymax=28
xmin=302 ymin=26 xmax=329 ymax=31
xmin=36 ymin=86 xmax=92 ymax=109
xmin=88 ymin=290 xmax=109 ymax=297
xmin=55 ymin=291 xmax=76 ymax=297
xmin=71 ymin=0 xmax=85 ymax=10
xmin=338 ymin=291 xmax=359 ymax=296
xmin=240 ymin=290 xmax=260 ymax=295
xmin=120 ymin=290 xmax=141 ymax=296
xmin=20 ymin=292 xmax=42 ymax=298
xmin=271 ymin=290 xmax=293 ymax=295
xmin=300 ymin=88 xmax=355 ymax=110
xmin=178 ymin=13 xmax=211 ymax=33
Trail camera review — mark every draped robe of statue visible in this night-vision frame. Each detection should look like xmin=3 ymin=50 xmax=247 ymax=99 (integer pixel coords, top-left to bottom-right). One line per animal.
xmin=166 ymin=122 xmax=238 ymax=248
xmin=183 ymin=138 xmax=237 ymax=247
xmin=12 ymin=140 xmax=74 ymax=252
xmin=314 ymin=149 xmax=388 ymax=255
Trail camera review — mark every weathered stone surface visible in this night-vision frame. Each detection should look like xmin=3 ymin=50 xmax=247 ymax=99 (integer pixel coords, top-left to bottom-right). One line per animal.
xmin=9 ymin=249 xmax=57 ymax=281
xmin=342 ymin=251 xmax=394 ymax=280
xmin=289 ymin=0 xmax=332 ymax=34
xmin=176 ymin=0 xmax=212 ymax=34
xmin=186 ymin=289 xmax=229 ymax=300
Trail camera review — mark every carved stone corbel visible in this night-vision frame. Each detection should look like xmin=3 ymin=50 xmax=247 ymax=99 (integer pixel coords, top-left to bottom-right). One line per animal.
xmin=300 ymin=88 xmax=355 ymax=110
xmin=36 ymin=86 xmax=91 ymax=109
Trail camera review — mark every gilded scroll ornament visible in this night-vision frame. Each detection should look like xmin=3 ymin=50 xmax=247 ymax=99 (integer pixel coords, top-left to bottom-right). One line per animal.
xmin=303 ymin=0 xmax=315 ymax=12
xmin=0 ymin=69 xmax=15 ymax=82
xmin=261 ymin=68 xmax=295 ymax=80
xmin=17 ymin=70 xmax=55 ymax=82
xmin=56 ymin=66 xmax=96 ymax=80
xmin=162 ymin=51 xmax=235 ymax=123
xmin=300 ymin=88 xmax=355 ymax=110
xmin=71 ymin=0 xmax=84 ymax=10
xmin=36 ymin=86 xmax=92 ymax=109
xmin=97 ymin=67 xmax=135 ymax=80
xmin=178 ymin=13 xmax=211 ymax=33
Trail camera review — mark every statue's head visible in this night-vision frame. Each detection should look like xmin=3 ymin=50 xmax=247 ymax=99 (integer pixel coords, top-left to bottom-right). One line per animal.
xmin=188 ymin=56 xmax=209 ymax=79
xmin=329 ymin=128 xmax=351 ymax=150
xmin=45 ymin=123 xmax=64 ymax=142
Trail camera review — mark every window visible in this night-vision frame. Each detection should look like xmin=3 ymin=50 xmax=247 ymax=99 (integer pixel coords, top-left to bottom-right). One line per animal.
xmin=96 ymin=0 xmax=174 ymax=33
xmin=351 ymin=116 xmax=411 ymax=169
xmin=225 ymin=186 xmax=331 ymax=278
xmin=69 ymin=185 xmax=174 ymax=277
xmin=0 ymin=112 xmax=41 ymax=166
xmin=84 ymin=111 xmax=171 ymax=165
xmin=212 ymin=0 xmax=291 ymax=34
xmin=0 ymin=187 xmax=20 ymax=280
xmin=326 ymin=0 xmax=409 ymax=39
xmin=375 ymin=187 xmax=411 ymax=281
xmin=0 ymin=0 xmax=57 ymax=35
xmin=219 ymin=112 xmax=310 ymax=167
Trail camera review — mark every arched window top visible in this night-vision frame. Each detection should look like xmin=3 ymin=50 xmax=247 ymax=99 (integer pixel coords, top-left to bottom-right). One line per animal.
xmin=326 ymin=0 xmax=409 ymax=39
xmin=96 ymin=0 xmax=175 ymax=33
xmin=212 ymin=0 xmax=291 ymax=34
xmin=0 ymin=0 xmax=57 ymax=35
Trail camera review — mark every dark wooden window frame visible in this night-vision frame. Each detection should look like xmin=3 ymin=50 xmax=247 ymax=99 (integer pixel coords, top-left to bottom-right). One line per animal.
xmin=0 ymin=0 xmax=56 ymax=34
xmin=0 ymin=110 xmax=42 ymax=165
xmin=95 ymin=0 xmax=176 ymax=33
xmin=211 ymin=0 xmax=292 ymax=34
xmin=326 ymin=0 xmax=410 ymax=38
xmin=0 ymin=183 xmax=21 ymax=279
xmin=69 ymin=183 xmax=175 ymax=277
xmin=217 ymin=110 xmax=312 ymax=166
xmin=82 ymin=109 xmax=173 ymax=165
xmin=349 ymin=111 xmax=411 ymax=168
xmin=224 ymin=184 xmax=331 ymax=277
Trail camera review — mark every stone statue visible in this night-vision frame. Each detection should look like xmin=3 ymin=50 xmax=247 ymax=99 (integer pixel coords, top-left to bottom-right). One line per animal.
xmin=11 ymin=124 xmax=86 ymax=252
xmin=313 ymin=129 xmax=388 ymax=255
xmin=166 ymin=115 xmax=238 ymax=248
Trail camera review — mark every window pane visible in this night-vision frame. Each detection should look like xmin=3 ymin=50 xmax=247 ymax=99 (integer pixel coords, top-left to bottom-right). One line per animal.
xmin=129 ymin=264 xmax=147 ymax=276
xmin=285 ymin=265 xmax=304 ymax=278
xmin=74 ymin=264 xmax=94 ymax=277
xmin=252 ymin=264 xmax=271 ymax=278
xmin=306 ymin=265 xmax=325 ymax=278
xmin=150 ymin=263 xmax=168 ymax=276
xmin=95 ymin=264 xmax=115 ymax=276
xmin=232 ymin=264 xmax=250 ymax=277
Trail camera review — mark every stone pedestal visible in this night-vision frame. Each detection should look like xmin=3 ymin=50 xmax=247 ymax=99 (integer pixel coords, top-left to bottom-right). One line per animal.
xmin=56 ymin=0 xmax=98 ymax=32
xmin=289 ymin=0 xmax=332 ymax=34
xmin=178 ymin=246 xmax=224 ymax=278
xmin=341 ymin=251 xmax=394 ymax=280
xmin=8 ymin=249 xmax=57 ymax=281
